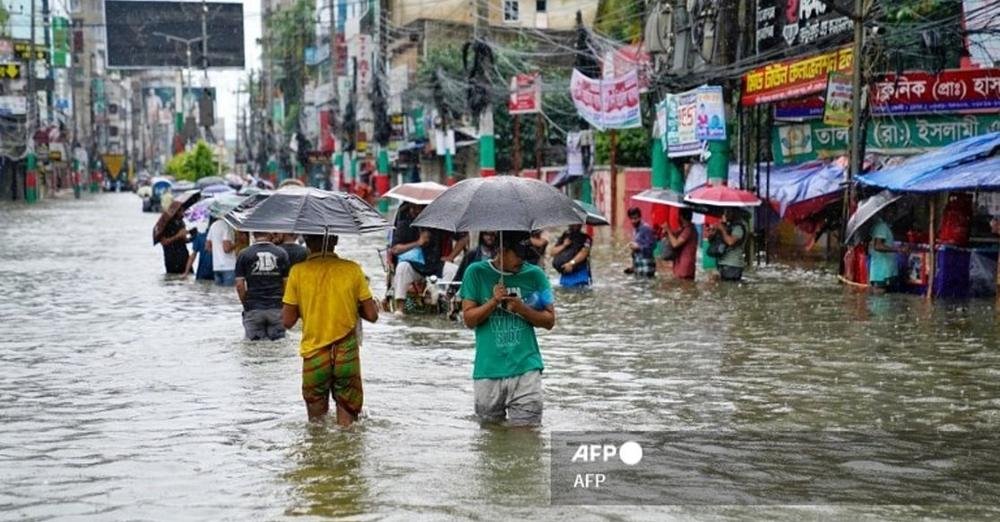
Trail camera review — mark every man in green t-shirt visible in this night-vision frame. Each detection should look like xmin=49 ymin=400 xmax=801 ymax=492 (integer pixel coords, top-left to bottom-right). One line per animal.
xmin=460 ymin=230 xmax=555 ymax=426
xmin=707 ymin=209 xmax=748 ymax=282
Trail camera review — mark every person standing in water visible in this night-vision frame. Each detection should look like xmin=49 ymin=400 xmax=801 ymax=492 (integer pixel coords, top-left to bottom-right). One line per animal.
xmin=282 ymin=234 xmax=379 ymax=425
xmin=460 ymin=231 xmax=555 ymax=426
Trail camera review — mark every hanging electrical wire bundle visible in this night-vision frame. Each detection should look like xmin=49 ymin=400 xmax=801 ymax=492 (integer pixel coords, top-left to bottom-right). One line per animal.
xmin=371 ymin=70 xmax=391 ymax=146
xmin=462 ymin=40 xmax=496 ymax=121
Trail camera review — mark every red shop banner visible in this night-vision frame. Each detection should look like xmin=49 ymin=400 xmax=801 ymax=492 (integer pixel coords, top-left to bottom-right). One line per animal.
xmin=742 ymin=46 xmax=853 ymax=106
xmin=508 ymin=72 xmax=542 ymax=115
xmin=870 ymin=68 xmax=1000 ymax=115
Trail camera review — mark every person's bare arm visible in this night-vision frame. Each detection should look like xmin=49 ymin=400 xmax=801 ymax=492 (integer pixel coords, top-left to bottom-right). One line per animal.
xmin=716 ymin=224 xmax=741 ymax=247
xmin=872 ymin=238 xmax=908 ymax=253
xmin=390 ymin=231 xmax=429 ymax=255
xmin=447 ymin=235 xmax=470 ymax=262
xmin=463 ymin=283 xmax=507 ymax=328
xmin=506 ymin=300 xmax=556 ymax=330
xmin=562 ymin=247 xmax=591 ymax=273
xmin=165 ymin=228 xmax=188 ymax=246
xmin=235 ymin=278 xmax=248 ymax=308
xmin=282 ymin=304 xmax=300 ymax=329
xmin=358 ymin=298 xmax=379 ymax=323
xmin=550 ymin=237 xmax=570 ymax=256
xmin=668 ymin=226 xmax=691 ymax=248
xmin=222 ymin=239 xmax=236 ymax=254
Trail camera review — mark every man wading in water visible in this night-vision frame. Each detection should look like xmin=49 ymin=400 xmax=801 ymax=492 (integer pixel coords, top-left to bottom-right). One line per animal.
xmin=282 ymin=234 xmax=379 ymax=426
xmin=460 ymin=231 xmax=555 ymax=426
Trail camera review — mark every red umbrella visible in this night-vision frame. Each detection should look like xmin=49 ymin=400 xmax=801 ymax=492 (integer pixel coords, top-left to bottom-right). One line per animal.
xmin=684 ymin=184 xmax=762 ymax=208
xmin=381 ymin=181 xmax=449 ymax=205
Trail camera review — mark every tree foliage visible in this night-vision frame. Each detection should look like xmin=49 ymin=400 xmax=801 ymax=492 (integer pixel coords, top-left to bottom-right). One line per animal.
xmin=266 ymin=0 xmax=316 ymax=133
xmin=165 ymin=141 xmax=219 ymax=181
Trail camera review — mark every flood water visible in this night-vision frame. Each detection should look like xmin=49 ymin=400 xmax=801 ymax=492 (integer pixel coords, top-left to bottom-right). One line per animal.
xmin=3 ymin=193 xmax=1000 ymax=520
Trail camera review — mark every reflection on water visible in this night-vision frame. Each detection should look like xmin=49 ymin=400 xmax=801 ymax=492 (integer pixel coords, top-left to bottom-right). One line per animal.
xmin=1 ymin=194 xmax=999 ymax=519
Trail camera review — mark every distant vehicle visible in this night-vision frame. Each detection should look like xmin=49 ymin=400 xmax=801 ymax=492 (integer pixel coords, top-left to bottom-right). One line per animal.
xmin=142 ymin=177 xmax=173 ymax=213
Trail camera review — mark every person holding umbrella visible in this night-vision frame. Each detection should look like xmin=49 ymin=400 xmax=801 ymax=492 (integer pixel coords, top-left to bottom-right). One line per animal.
xmin=223 ymin=187 xmax=389 ymax=425
xmin=411 ymin=176 xmax=586 ymax=427
xmin=706 ymin=208 xmax=749 ymax=282
xmin=460 ymin=230 xmax=555 ymax=426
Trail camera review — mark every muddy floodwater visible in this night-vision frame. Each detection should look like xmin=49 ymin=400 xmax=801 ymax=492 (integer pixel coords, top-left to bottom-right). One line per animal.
xmin=2 ymin=193 xmax=1000 ymax=520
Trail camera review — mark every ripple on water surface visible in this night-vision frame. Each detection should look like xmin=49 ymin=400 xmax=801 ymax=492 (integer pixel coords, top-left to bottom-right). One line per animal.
xmin=2 ymin=194 xmax=1000 ymax=519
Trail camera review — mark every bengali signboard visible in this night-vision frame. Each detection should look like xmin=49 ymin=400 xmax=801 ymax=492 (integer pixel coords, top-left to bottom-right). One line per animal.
xmin=869 ymin=68 xmax=1000 ymax=116
xmin=508 ymin=72 xmax=542 ymax=114
xmin=773 ymin=114 xmax=1000 ymax=164
xmin=695 ymin=86 xmax=727 ymax=140
xmin=570 ymin=69 xmax=642 ymax=131
xmin=755 ymin=0 xmax=853 ymax=54
xmin=742 ymin=46 xmax=853 ymax=106
xmin=822 ymin=72 xmax=852 ymax=126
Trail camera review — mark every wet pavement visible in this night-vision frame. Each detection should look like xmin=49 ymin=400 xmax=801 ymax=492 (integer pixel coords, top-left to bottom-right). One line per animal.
xmin=2 ymin=193 xmax=1000 ymax=520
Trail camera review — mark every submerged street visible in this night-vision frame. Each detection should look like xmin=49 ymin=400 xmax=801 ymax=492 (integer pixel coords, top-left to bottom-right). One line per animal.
xmin=3 ymin=194 xmax=1000 ymax=519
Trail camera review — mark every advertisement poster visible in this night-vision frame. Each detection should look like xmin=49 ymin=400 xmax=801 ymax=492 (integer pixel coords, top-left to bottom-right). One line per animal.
xmin=570 ymin=69 xmax=642 ymax=131
xmin=695 ymin=86 xmax=727 ymax=140
xmin=822 ymin=72 xmax=852 ymax=126
xmin=666 ymin=90 xmax=701 ymax=158
xmin=508 ymin=72 xmax=542 ymax=114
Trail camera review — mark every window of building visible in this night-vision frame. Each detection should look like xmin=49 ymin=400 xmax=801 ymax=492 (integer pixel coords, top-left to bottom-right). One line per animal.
xmin=536 ymin=0 xmax=546 ymax=12
xmin=503 ymin=0 xmax=519 ymax=22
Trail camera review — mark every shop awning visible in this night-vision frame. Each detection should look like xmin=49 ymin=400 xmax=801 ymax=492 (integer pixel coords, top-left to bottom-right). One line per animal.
xmin=766 ymin=160 xmax=845 ymax=218
xmin=856 ymin=132 xmax=1000 ymax=193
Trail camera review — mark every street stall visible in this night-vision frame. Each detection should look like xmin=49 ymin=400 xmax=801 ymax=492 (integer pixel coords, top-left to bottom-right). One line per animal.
xmin=849 ymin=132 xmax=1000 ymax=298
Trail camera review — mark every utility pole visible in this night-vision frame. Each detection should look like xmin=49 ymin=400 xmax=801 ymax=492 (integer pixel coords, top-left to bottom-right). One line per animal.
xmin=25 ymin=0 xmax=38 ymax=203
xmin=842 ymin=0 xmax=868 ymax=250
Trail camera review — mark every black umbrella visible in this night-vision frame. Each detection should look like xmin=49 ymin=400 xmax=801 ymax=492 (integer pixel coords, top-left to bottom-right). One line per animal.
xmin=844 ymin=190 xmax=905 ymax=245
xmin=411 ymin=176 xmax=587 ymax=232
xmin=223 ymin=187 xmax=389 ymax=235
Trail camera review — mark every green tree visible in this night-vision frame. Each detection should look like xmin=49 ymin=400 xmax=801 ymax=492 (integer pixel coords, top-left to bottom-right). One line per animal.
xmin=164 ymin=141 xmax=219 ymax=181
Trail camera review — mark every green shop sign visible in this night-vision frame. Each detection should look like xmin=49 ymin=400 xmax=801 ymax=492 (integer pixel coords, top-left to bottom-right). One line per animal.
xmin=773 ymin=114 xmax=1000 ymax=165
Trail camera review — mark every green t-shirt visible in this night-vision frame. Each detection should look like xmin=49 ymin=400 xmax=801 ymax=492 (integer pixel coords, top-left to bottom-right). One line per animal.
xmin=868 ymin=219 xmax=899 ymax=284
xmin=718 ymin=222 xmax=746 ymax=268
xmin=459 ymin=260 xmax=550 ymax=380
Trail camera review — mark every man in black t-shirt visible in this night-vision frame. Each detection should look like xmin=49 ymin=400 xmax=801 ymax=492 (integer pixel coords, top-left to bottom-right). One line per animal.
xmin=275 ymin=233 xmax=309 ymax=267
xmin=235 ymin=232 xmax=291 ymax=340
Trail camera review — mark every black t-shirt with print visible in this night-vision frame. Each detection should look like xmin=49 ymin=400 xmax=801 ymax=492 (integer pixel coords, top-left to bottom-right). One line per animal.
xmin=235 ymin=242 xmax=290 ymax=310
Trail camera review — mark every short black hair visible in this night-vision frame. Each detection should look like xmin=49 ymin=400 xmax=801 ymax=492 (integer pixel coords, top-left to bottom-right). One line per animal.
xmin=627 ymin=207 xmax=642 ymax=218
xmin=680 ymin=208 xmax=693 ymax=222
xmin=500 ymin=231 xmax=532 ymax=259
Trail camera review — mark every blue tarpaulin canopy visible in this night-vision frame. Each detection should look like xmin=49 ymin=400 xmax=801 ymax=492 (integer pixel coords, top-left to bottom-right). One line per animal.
xmin=856 ymin=132 xmax=1000 ymax=193
xmin=766 ymin=160 xmax=845 ymax=217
